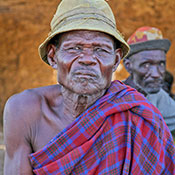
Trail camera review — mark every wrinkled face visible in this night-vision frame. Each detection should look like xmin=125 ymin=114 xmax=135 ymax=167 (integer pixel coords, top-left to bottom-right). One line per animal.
xmin=51 ymin=30 xmax=121 ymax=95
xmin=130 ymin=50 xmax=166 ymax=94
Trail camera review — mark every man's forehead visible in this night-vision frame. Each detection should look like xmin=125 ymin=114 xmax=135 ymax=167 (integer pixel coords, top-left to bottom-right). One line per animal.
xmin=60 ymin=30 xmax=114 ymax=42
xmin=131 ymin=50 xmax=166 ymax=61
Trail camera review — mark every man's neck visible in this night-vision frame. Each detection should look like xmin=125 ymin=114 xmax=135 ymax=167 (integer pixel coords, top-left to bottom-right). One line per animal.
xmin=127 ymin=76 xmax=148 ymax=96
xmin=61 ymin=86 xmax=106 ymax=118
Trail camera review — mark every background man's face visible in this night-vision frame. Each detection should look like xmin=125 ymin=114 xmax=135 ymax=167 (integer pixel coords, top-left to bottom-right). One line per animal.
xmin=130 ymin=50 xmax=166 ymax=94
xmin=53 ymin=30 xmax=121 ymax=95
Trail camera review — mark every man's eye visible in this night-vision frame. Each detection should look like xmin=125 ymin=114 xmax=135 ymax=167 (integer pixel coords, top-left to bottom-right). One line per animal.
xmin=94 ymin=47 xmax=108 ymax=53
xmin=74 ymin=46 xmax=81 ymax=50
xmin=142 ymin=63 xmax=150 ymax=69
xmin=159 ymin=62 xmax=165 ymax=67
xmin=68 ymin=46 xmax=81 ymax=51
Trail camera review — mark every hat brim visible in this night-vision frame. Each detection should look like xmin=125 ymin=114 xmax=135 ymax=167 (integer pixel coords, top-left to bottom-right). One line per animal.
xmin=126 ymin=39 xmax=171 ymax=58
xmin=39 ymin=18 xmax=130 ymax=65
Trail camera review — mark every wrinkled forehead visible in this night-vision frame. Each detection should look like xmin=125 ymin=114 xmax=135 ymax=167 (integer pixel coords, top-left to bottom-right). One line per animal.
xmin=130 ymin=49 xmax=166 ymax=62
xmin=59 ymin=30 xmax=115 ymax=44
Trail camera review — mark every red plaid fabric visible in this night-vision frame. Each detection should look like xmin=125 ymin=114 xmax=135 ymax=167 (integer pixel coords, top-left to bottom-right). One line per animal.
xmin=29 ymin=80 xmax=175 ymax=174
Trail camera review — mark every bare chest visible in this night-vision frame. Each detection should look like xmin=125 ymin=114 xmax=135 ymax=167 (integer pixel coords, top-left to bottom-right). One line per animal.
xmin=30 ymin=111 xmax=75 ymax=153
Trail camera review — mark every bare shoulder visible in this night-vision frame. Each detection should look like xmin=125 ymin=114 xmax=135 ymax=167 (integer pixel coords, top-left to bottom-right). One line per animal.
xmin=3 ymin=84 xmax=62 ymax=141
xmin=4 ymin=89 xmax=40 ymax=126
xmin=3 ymin=84 xmax=61 ymax=156
xmin=4 ymin=84 xmax=61 ymax=122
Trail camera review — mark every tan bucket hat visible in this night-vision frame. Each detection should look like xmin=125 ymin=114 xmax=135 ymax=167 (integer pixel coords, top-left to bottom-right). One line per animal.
xmin=39 ymin=0 xmax=130 ymax=65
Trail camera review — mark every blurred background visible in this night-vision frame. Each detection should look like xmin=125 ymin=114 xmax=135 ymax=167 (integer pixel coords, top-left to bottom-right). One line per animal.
xmin=0 ymin=0 xmax=175 ymax=173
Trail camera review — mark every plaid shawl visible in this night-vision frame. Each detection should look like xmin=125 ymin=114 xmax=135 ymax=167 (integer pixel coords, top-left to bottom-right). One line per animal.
xmin=29 ymin=80 xmax=175 ymax=175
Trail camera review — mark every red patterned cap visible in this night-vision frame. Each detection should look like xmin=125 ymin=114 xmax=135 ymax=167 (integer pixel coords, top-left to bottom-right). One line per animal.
xmin=127 ymin=26 xmax=163 ymax=44
xmin=126 ymin=26 xmax=171 ymax=58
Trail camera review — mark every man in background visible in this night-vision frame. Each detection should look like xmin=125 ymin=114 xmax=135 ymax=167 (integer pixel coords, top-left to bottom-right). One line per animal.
xmin=123 ymin=26 xmax=175 ymax=137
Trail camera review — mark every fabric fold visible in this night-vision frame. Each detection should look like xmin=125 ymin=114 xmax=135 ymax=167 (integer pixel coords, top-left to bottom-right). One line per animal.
xmin=29 ymin=80 xmax=175 ymax=175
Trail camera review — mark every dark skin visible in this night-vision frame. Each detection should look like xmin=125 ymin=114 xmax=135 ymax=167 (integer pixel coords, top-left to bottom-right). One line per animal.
xmin=123 ymin=50 xmax=166 ymax=94
xmin=3 ymin=30 xmax=122 ymax=174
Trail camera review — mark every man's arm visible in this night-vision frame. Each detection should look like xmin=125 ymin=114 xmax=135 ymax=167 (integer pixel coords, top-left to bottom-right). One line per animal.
xmin=3 ymin=93 xmax=34 ymax=175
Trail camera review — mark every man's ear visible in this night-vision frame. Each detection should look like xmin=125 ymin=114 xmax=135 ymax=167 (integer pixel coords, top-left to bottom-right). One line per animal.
xmin=112 ymin=48 xmax=122 ymax=72
xmin=47 ymin=44 xmax=58 ymax=69
xmin=123 ymin=58 xmax=132 ymax=74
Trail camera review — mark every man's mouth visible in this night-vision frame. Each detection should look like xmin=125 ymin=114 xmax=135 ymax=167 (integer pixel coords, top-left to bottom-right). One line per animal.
xmin=146 ymin=81 xmax=163 ymax=88
xmin=73 ymin=69 xmax=98 ymax=78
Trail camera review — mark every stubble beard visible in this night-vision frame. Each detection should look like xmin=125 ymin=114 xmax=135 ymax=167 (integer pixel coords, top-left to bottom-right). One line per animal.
xmin=66 ymin=73 xmax=107 ymax=95
xmin=144 ymin=80 xmax=163 ymax=94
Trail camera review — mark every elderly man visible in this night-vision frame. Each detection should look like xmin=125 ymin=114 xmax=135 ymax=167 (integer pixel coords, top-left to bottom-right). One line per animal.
xmin=3 ymin=1 xmax=175 ymax=175
xmin=123 ymin=26 xmax=175 ymax=137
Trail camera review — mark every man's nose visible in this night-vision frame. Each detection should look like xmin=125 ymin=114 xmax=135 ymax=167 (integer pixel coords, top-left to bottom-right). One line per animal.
xmin=78 ymin=48 xmax=97 ymax=66
xmin=150 ymin=65 xmax=162 ymax=78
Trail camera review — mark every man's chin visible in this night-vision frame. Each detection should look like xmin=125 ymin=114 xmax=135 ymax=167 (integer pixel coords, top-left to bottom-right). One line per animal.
xmin=146 ymin=87 xmax=161 ymax=94
xmin=68 ymin=83 xmax=104 ymax=95
xmin=67 ymin=78 xmax=107 ymax=94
